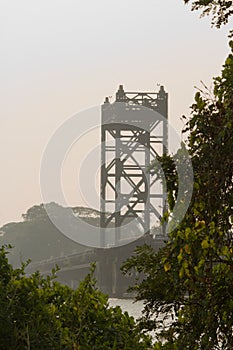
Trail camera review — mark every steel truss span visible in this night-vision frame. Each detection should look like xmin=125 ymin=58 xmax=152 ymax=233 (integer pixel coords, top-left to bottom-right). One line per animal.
xmin=100 ymin=85 xmax=168 ymax=247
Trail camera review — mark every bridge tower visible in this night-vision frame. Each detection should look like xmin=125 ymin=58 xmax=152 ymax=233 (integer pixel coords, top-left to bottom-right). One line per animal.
xmin=100 ymin=85 xmax=168 ymax=247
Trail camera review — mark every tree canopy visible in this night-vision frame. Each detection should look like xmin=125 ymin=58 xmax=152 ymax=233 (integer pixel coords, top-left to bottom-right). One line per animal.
xmin=122 ymin=42 xmax=233 ymax=349
xmin=183 ymin=0 xmax=233 ymax=27
xmin=0 ymin=245 xmax=151 ymax=350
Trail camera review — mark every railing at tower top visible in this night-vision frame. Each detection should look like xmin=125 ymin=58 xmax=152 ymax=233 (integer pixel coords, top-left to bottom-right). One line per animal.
xmin=115 ymin=84 xmax=167 ymax=112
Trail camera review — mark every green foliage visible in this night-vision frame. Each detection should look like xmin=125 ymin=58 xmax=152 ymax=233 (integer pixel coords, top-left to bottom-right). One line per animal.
xmin=0 ymin=246 xmax=151 ymax=350
xmin=122 ymin=43 xmax=233 ymax=349
xmin=183 ymin=0 xmax=233 ymax=28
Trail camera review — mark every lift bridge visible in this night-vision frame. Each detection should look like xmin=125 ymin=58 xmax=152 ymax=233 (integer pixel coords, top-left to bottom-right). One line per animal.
xmin=100 ymin=85 xmax=168 ymax=247
xmin=26 ymin=84 xmax=168 ymax=297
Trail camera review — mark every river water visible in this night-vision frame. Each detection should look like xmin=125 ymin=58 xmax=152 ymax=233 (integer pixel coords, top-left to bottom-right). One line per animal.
xmin=109 ymin=298 xmax=144 ymax=320
xmin=109 ymin=298 xmax=173 ymax=344
xmin=109 ymin=298 xmax=159 ymax=343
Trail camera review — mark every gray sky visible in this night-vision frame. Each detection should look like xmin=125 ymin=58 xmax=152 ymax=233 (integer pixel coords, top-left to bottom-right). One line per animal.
xmin=0 ymin=0 xmax=231 ymax=226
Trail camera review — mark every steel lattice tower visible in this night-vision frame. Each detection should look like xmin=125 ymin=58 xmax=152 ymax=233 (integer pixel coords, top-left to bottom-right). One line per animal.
xmin=100 ymin=85 xmax=168 ymax=247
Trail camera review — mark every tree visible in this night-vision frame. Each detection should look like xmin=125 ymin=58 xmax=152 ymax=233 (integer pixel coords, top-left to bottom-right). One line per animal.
xmin=183 ymin=0 xmax=233 ymax=28
xmin=122 ymin=42 xmax=233 ymax=349
xmin=0 ymin=203 xmax=90 ymax=267
xmin=0 ymin=245 xmax=151 ymax=350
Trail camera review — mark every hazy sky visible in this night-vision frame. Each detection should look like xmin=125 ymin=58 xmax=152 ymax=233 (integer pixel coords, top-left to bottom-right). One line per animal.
xmin=0 ymin=0 xmax=232 ymax=226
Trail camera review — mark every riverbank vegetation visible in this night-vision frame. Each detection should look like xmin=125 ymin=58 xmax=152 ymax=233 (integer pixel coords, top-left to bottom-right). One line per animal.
xmin=0 ymin=245 xmax=151 ymax=350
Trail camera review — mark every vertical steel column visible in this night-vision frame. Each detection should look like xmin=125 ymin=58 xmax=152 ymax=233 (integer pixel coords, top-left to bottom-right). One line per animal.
xmin=115 ymin=127 xmax=121 ymax=245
